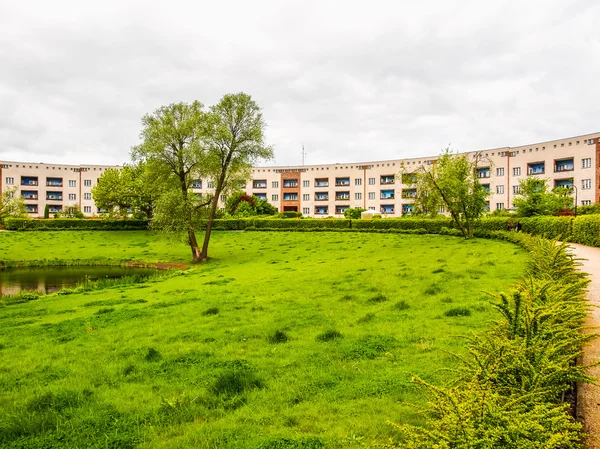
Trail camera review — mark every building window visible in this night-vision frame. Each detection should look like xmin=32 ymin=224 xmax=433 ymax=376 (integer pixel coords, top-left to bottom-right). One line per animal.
xmin=84 ymin=193 xmax=92 ymax=200
xmin=271 ymin=194 xmax=279 ymax=201
xmin=438 ymin=205 xmax=445 ymax=213
xmin=303 ymin=207 xmax=310 ymax=215
xmin=582 ymin=200 xmax=592 ymax=206
xmin=355 ymin=192 xmax=362 ymax=200
xmin=84 ymin=206 xmax=91 ymax=213
xmin=512 ymin=167 xmax=521 ymax=176
xmin=496 ymin=203 xmax=504 ymax=210
xmin=283 ymin=193 xmax=298 ymax=201
xmin=368 ymin=178 xmax=375 ymax=185
xmin=272 ymin=181 xmax=279 ymax=188
xmin=69 ymin=180 xmax=76 ymax=187
xmin=582 ymin=179 xmax=592 ymax=190
xmin=207 ymin=181 xmax=215 ymax=189
xmin=84 ymin=179 xmax=92 ymax=187
xmin=5 ymin=177 xmax=14 ymax=185
xmin=496 ymin=168 xmax=504 ymax=176
xmin=496 ymin=185 xmax=504 ymax=194
xmin=303 ymin=194 xmax=310 ymax=201
xmin=69 ymin=193 xmax=76 ymax=200
xmin=303 ymin=180 xmax=310 ymax=187
xmin=512 ymin=185 xmax=521 ymax=194
xmin=355 ymin=178 xmax=362 ymax=186
xmin=220 ymin=194 xmax=226 ymax=202
xmin=368 ymin=192 xmax=375 ymax=200
xmin=582 ymin=158 xmax=592 ymax=169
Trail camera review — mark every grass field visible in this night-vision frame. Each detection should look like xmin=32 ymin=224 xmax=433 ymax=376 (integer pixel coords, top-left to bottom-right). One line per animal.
xmin=0 ymin=231 xmax=528 ymax=448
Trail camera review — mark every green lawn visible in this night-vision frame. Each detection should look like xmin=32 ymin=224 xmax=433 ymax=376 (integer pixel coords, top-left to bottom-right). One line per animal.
xmin=0 ymin=231 xmax=528 ymax=448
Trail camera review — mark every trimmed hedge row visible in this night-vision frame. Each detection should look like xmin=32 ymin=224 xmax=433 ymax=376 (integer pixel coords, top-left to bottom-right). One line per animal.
xmin=4 ymin=218 xmax=149 ymax=231
xmin=572 ymin=215 xmax=600 ymax=247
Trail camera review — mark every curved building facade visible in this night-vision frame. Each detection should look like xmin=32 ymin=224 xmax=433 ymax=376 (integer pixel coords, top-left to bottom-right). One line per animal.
xmin=2 ymin=132 xmax=599 ymax=218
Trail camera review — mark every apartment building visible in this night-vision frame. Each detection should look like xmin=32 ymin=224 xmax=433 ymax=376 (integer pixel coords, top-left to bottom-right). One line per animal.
xmin=0 ymin=162 xmax=121 ymax=217
xmin=2 ymin=132 xmax=599 ymax=218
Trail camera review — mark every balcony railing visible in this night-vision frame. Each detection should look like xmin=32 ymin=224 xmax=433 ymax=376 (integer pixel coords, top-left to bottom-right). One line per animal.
xmin=477 ymin=173 xmax=490 ymax=178
xmin=253 ymin=183 xmax=267 ymax=189
xmin=46 ymin=195 xmax=63 ymax=201
xmin=315 ymin=210 xmax=328 ymax=215
xmin=335 ymin=196 xmax=350 ymax=201
xmin=283 ymin=196 xmax=298 ymax=201
xmin=21 ymin=180 xmax=38 ymax=186
xmin=528 ymin=169 xmax=545 ymax=175
xmin=381 ymin=178 xmax=395 ymax=184
xmin=335 ymin=182 xmax=350 ymax=187
xmin=283 ymin=182 xmax=298 ymax=188
xmin=315 ymin=196 xmax=329 ymax=201
xmin=555 ymin=166 xmax=574 ymax=172
xmin=22 ymin=195 xmax=38 ymax=200
xmin=380 ymin=195 xmax=395 ymax=200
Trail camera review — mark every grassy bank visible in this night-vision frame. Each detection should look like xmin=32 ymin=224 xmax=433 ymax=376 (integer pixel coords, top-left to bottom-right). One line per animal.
xmin=0 ymin=231 xmax=527 ymax=448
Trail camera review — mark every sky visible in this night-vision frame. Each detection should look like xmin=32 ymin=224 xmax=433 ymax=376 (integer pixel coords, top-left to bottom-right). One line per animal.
xmin=0 ymin=0 xmax=599 ymax=167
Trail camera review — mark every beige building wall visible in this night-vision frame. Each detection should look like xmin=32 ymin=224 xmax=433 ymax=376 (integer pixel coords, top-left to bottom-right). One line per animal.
xmin=2 ymin=132 xmax=599 ymax=219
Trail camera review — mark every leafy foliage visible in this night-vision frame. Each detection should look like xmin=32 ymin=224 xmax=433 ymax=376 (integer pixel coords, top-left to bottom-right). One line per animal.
xmin=513 ymin=178 xmax=573 ymax=217
xmin=0 ymin=187 xmax=26 ymax=224
xmin=344 ymin=208 xmax=366 ymax=219
xmin=404 ymin=150 xmax=490 ymax=238
xmin=387 ymin=237 xmax=592 ymax=448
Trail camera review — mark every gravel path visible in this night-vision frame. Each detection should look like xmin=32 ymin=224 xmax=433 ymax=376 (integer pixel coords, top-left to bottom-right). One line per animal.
xmin=569 ymin=243 xmax=600 ymax=448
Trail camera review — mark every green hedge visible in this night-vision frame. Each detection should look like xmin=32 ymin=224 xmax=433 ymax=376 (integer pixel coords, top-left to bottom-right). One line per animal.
xmin=4 ymin=218 xmax=149 ymax=231
xmin=519 ymin=216 xmax=573 ymax=240
xmin=572 ymin=215 xmax=600 ymax=247
xmin=352 ymin=218 xmax=454 ymax=232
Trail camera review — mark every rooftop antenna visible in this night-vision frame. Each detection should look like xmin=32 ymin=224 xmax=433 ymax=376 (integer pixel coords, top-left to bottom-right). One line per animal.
xmin=301 ymin=145 xmax=307 ymax=166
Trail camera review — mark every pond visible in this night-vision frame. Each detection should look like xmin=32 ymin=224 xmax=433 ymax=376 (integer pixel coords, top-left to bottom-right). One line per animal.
xmin=0 ymin=266 xmax=159 ymax=296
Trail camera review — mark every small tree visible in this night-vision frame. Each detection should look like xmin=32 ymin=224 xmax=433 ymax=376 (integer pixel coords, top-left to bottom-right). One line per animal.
xmin=405 ymin=149 xmax=489 ymax=238
xmin=200 ymin=93 xmax=273 ymax=261
xmin=344 ymin=207 xmax=366 ymax=219
xmin=43 ymin=204 xmax=50 ymax=219
xmin=513 ymin=178 xmax=573 ymax=217
xmin=0 ymin=188 xmax=26 ymax=224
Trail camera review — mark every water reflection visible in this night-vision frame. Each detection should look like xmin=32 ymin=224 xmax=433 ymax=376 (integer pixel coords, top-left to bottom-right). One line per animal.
xmin=0 ymin=266 xmax=158 ymax=295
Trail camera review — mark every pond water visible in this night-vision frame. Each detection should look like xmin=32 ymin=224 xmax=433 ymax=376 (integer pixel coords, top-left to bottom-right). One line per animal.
xmin=0 ymin=266 xmax=158 ymax=296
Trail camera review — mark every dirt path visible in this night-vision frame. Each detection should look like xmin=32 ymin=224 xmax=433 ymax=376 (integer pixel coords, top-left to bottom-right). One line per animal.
xmin=569 ymin=243 xmax=600 ymax=448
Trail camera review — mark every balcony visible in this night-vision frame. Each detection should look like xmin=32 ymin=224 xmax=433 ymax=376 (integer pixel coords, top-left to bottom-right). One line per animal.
xmin=283 ymin=180 xmax=299 ymax=188
xmin=253 ymin=193 xmax=267 ymax=199
xmin=481 ymin=184 xmax=490 ymax=192
xmin=46 ymin=177 xmax=63 ymax=187
xmin=381 ymin=205 xmax=395 ymax=214
xmin=335 ymin=192 xmax=350 ymax=201
xmin=476 ymin=168 xmax=490 ymax=179
xmin=335 ymin=206 xmax=349 ymax=214
xmin=315 ymin=193 xmax=329 ymax=201
xmin=527 ymin=162 xmax=545 ymax=175
xmin=25 ymin=205 xmax=38 ymax=214
xmin=253 ymin=180 xmax=267 ymax=189
xmin=283 ymin=193 xmax=298 ymax=201
xmin=315 ymin=206 xmax=329 ymax=215
xmin=380 ymin=189 xmax=395 ymax=200
xmin=401 ymin=189 xmax=416 ymax=199
xmin=315 ymin=179 xmax=329 ymax=187
xmin=554 ymin=158 xmax=574 ymax=173
xmin=380 ymin=175 xmax=395 ymax=185
xmin=554 ymin=179 xmax=573 ymax=189
xmin=21 ymin=191 xmax=38 ymax=200
xmin=335 ymin=177 xmax=350 ymax=187
xmin=21 ymin=177 xmax=38 ymax=186
xmin=48 ymin=205 xmax=63 ymax=213
xmin=46 ymin=192 xmax=63 ymax=201
xmin=402 ymin=204 xmax=414 ymax=215
xmin=191 ymin=180 xmax=202 ymax=188
xmin=401 ymin=174 xmax=416 ymax=184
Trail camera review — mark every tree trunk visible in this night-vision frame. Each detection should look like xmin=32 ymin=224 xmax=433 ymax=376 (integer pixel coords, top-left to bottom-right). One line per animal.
xmin=200 ymin=189 xmax=221 ymax=262
xmin=188 ymin=229 xmax=201 ymax=262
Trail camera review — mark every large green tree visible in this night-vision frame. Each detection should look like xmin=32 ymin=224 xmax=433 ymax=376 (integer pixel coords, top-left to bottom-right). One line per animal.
xmin=132 ymin=101 xmax=211 ymax=261
xmin=200 ymin=93 xmax=273 ymax=261
xmin=513 ymin=178 xmax=573 ymax=217
xmin=0 ymin=188 xmax=26 ymax=224
xmin=92 ymin=163 xmax=156 ymax=219
xmin=405 ymin=149 xmax=489 ymax=238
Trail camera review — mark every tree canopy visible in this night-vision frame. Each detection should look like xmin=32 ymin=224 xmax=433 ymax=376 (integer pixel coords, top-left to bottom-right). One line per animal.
xmin=224 ymin=191 xmax=277 ymax=216
xmin=405 ymin=150 xmax=489 ymax=238
xmin=130 ymin=93 xmax=272 ymax=262
xmin=512 ymin=178 xmax=573 ymax=217
xmin=0 ymin=188 xmax=26 ymax=224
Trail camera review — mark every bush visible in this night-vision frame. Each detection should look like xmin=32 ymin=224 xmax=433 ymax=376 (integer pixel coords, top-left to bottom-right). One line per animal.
xmin=572 ymin=215 xmax=600 ymax=247
xmin=519 ymin=216 xmax=573 ymax=240
xmin=4 ymin=218 xmax=149 ymax=231
xmin=267 ymin=330 xmax=289 ymax=344
xmin=315 ymin=329 xmax=343 ymax=342
xmin=443 ymin=307 xmax=471 ymax=317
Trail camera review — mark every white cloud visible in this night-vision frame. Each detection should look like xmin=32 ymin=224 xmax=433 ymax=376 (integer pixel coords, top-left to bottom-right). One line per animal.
xmin=0 ymin=0 xmax=598 ymax=166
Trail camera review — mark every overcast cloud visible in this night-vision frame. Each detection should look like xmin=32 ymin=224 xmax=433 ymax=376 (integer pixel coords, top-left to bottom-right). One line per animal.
xmin=0 ymin=0 xmax=599 ymax=167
